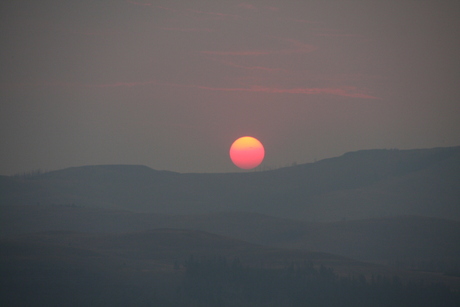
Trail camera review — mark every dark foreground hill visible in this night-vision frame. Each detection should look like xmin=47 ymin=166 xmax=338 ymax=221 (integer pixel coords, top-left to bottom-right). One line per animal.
xmin=2 ymin=229 xmax=459 ymax=306
xmin=2 ymin=205 xmax=460 ymax=273
xmin=1 ymin=146 xmax=460 ymax=221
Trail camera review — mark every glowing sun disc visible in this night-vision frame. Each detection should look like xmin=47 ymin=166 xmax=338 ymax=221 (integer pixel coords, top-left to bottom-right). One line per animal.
xmin=229 ymin=136 xmax=265 ymax=169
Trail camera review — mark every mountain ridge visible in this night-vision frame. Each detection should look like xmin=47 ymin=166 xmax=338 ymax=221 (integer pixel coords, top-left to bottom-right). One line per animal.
xmin=2 ymin=204 xmax=460 ymax=271
xmin=1 ymin=145 xmax=459 ymax=221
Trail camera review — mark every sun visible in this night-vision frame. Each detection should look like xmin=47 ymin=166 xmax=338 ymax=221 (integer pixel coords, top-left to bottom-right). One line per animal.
xmin=229 ymin=136 xmax=265 ymax=169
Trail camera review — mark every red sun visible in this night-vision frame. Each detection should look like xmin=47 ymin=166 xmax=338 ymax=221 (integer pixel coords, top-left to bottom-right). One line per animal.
xmin=229 ymin=136 xmax=265 ymax=169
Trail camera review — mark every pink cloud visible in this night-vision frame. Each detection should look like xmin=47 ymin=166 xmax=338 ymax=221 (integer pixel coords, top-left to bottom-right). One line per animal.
xmin=85 ymin=80 xmax=160 ymax=88
xmin=126 ymin=2 xmax=241 ymax=20
xmin=314 ymin=33 xmax=357 ymax=38
xmin=215 ymin=59 xmax=284 ymax=72
xmin=86 ymin=80 xmax=378 ymax=99
xmin=186 ymin=9 xmax=240 ymax=19
xmin=313 ymin=28 xmax=358 ymax=38
xmin=238 ymin=3 xmax=257 ymax=10
xmin=157 ymin=6 xmax=179 ymax=12
xmin=316 ymin=73 xmax=385 ymax=82
xmin=193 ymin=85 xmax=379 ymax=99
xmin=201 ymin=38 xmax=317 ymax=56
xmin=126 ymin=0 xmax=152 ymax=6
xmin=125 ymin=1 xmax=178 ymax=13
xmin=283 ymin=18 xmax=318 ymax=24
xmin=12 ymin=79 xmax=377 ymax=100
xmin=201 ymin=50 xmax=275 ymax=56
xmin=112 ymin=82 xmax=376 ymax=99
xmin=161 ymin=27 xmax=215 ymax=33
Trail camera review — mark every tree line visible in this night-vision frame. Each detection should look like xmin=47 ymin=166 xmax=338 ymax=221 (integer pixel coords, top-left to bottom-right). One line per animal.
xmin=171 ymin=256 xmax=460 ymax=307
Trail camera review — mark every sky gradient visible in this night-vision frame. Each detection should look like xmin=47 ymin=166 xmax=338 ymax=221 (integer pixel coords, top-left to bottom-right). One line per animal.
xmin=1 ymin=0 xmax=459 ymax=174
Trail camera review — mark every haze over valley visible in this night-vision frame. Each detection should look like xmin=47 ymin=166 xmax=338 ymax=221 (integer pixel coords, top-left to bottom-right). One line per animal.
xmin=2 ymin=146 xmax=460 ymax=305
xmin=2 ymin=0 xmax=460 ymax=304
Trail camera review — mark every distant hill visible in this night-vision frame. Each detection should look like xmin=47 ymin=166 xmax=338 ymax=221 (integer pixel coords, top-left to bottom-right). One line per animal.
xmin=0 ymin=228 xmax=345 ymax=267
xmin=1 ymin=146 xmax=460 ymax=221
xmin=2 ymin=205 xmax=460 ymax=272
xmin=2 ymin=146 xmax=460 ymax=306
xmin=2 ymin=228 xmax=460 ymax=306
xmin=2 ymin=228 xmax=457 ymax=284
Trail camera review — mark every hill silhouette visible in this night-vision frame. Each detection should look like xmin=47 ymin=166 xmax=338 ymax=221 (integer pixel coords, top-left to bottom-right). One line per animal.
xmin=2 ymin=205 xmax=460 ymax=273
xmin=1 ymin=146 xmax=460 ymax=221
xmin=2 ymin=228 xmax=459 ymax=306
xmin=2 ymin=146 xmax=460 ymax=305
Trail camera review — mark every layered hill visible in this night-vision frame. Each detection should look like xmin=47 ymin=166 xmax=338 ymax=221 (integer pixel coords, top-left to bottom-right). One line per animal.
xmin=2 ymin=228 xmax=458 ymax=287
xmin=0 ymin=229 xmax=371 ymax=306
xmin=2 ymin=205 xmax=460 ymax=272
xmin=2 ymin=146 xmax=460 ymax=304
xmin=1 ymin=146 xmax=459 ymax=221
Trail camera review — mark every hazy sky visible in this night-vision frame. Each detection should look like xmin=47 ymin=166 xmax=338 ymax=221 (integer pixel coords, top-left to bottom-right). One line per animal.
xmin=1 ymin=0 xmax=459 ymax=174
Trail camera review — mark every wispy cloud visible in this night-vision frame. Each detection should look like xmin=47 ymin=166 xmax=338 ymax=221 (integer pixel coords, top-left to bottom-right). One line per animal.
xmin=85 ymin=81 xmax=159 ymax=88
xmin=238 ymin=3 xmax=257 ymax=10
xmin=186 ymin=9 xmax=240 ymax=20
xmin=125 ymin=1 xmax=183 ymax=15
xmin=156 ymin=5 xmax=180 ymax=13
xmin=2 ymin=80 xmax=161 ymax=89
xmin=201 ymin=38 xmax=317 ymax=56
xmin=126 ymin=3 xmax=242 ymax=20
xmin=314 ymin=33 xmax=357 ymax=38
xmin=282 ymin=18 xmax=318 ymax=24
xmin=193 ymin=85 xmax=379 ymax=99
xmin=161 ymin=27 xmax=215 ymax=33
xmin=126 ymin=0 xmax=152 ymax=6
xmin=214 ymin=59 xmax=285 ymax=72
xmin=313 ymin=28 xmax=358 ymax=38
xmin=16 ymin=79 xmax=377 ymax=100
xmin=94 ymin=81 xmax=377 ymax=99
xmin=237 ymin=3 xmax=280 ymax=12
xmin=202 ymin=50 xmax=276 ymax=56
xmin=316 ymin=73 xmax=385 ymax=82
